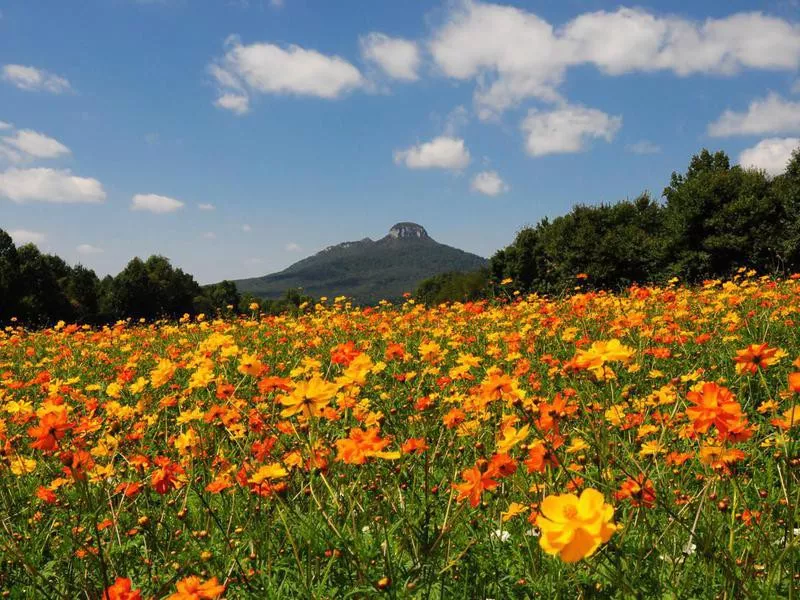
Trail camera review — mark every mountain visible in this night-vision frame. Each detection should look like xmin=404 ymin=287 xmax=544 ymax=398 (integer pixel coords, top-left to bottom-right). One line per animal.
xmin=234 ymin=223 xmax=488 ymax=304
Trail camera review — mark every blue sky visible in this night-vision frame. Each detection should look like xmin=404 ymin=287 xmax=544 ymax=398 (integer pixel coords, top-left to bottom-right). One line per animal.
xmin=1 ymin=0 xmax=799 ymax=284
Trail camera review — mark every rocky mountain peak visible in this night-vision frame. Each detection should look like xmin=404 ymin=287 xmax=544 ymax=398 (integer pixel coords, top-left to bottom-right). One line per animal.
xmin=387 ymin=222 xmax=429 ymax=240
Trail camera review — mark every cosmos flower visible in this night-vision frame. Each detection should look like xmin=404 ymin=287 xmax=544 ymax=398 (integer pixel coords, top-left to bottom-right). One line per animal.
xmin=536 ymin=489 xmax=617 ymax=563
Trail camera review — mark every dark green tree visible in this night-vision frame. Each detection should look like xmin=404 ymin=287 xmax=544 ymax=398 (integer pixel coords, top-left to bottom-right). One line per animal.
xmin=108 ymin=255 xmax=201 ymax=320
xmin=416 ymin=269 xmax=490 ymax=305
xmin=0 ymin=229 xmax=20 ymax=320
xmin=15 ymin=244 xmax=74 ymax=323
xmin=662 ymin=149 xmax=781 ymax=280
xmin=202 ymin=280 xmax=241 ymax=313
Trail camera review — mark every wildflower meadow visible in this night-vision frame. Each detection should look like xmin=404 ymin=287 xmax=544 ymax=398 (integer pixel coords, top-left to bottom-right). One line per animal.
xmin=1 ymin=273 xmax=798 ymax=598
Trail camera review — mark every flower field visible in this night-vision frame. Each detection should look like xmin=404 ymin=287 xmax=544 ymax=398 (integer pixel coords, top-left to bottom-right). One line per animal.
xmin=1 ymin=274 xmax=799 ymax=598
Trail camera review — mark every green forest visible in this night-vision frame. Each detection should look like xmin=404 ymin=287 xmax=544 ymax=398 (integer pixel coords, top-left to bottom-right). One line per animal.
xmin=2 ymin=146 xmax=800 ymax=323
xmin=418 ymin=147 xmax=800 ymax=304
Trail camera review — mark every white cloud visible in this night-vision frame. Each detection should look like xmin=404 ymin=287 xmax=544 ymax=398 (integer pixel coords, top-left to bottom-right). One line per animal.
xmin=739 ymin=138 xmax=800 ymax=176
xmin=285 ymin=242 xmax=302 ymax=252
xmin=708 ymin=93 xmax=800 ymax=137
xmin=131 ymin=193 xmax=185 ymax=213
xmin=429 ymin=3 xmax=800 ymax=118
xmin=242 ymin=224 xmax=252 ymax=232
xmin=210 ymin=37 xmax=363 ymax=112
xmin=0 ymin=121 xmax=11 ymax=130
xmin=2 ymin=64 xmax=71 ymax=93
xmin=2 ymin=129 xmax=70 ymax=159
xmin=77 ymin=243 xmax=103 ymax=255
xmin=214 ymin=93 xmax=250 ymax=115
xmin=626 ymin=140 xmax=661 ymax=154
xmin=521 ymin=104 xmax=621 ymax=156
xmin=0 ymin=168 xmax=105 ymax=203
xmin=470 ymin=170 xmax=508 ymax=196
xmin=9 ymin=229 xmax=45 ymax=245
xmin=394 ymin=136 xmax=470 ymax=170
xmin=0 ymin=145 xmax=23 ymax=164
xmin=198 ymin=203 xmax=215 ymax=210
xmin=203 ymin=231 xmax=217 ymax=240
xmin=793 ymin=80 xmax=800 ymax=95
xmin=430 ymin=2 xmax=565 ymax=117
xmin=360 ymin=33 xmax=421 ymax=81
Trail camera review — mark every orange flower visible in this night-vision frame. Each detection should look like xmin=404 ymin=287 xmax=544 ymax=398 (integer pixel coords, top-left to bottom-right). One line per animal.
xmin=206 ymin=473 xmax=234 ymax=494
xmin=104 ymin=577 xmax=142 ymax=600
xmin=28 ymin=406 xmax=71 ymax=452
xmin=524 ymin=442 xmax=559 ymax=473
xmin=442 ymin=408 xmax=466 ymax=428
xmin=699 ymin=445 xmax=746 ymax=472
xmin=151 ymin=457 xmax=183 ymax=494
xmin=771 ymin=405 xmax=800 ymax=430
xmin=685 ymin=382 xmax=749 ymax=439
xmin=60 ymin=449 xmax=95 ymax=481
xmin=330 ymin=341 xmax=360 ymax=366
xmin=452 ymin=464 xmax=498 ymax=507
xmin=487 ymin=452 xmax=517 ymax=477
xmin=401 ymin=437 xmax=428 ymax=454
xmin=614 ymin=474 xmax=656 ymax=508
xmin=35 ymin=486 xmax=57 ymax=504
xmin=734 ymin=343 xmax=779 ymax=375
xmin=257 ymin=376 xmax=292 ymax=394
xmin=166 ymin=576 xmax=225 ymax=600
xmin=788 ymin=372 xmax=800 ymax=393
xmin=384 ymin=343 xmax=406 ymax=361
xmin=477 ymin=369 xmax=519 ymax=403
xmin=335 ymin=428 xmax=400 ymax=465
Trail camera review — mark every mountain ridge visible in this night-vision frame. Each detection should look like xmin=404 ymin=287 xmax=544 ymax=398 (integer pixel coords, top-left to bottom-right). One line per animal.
xmin=233 ymin=222 xmax=487 ymax=303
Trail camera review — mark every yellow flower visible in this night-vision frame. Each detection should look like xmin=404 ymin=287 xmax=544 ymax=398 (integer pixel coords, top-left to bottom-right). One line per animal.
xmin=237 ymin=353 xmax=262 ymax=377
xmin=248 ymin=463 xmax=287 ymax=484
xmin=536 ymin=488 xmax=617 ymax=563
xmin=174 ymin=428 xmax=199 ymax=455
xmin=639 ymin=440 xmax=665 ymax=457
xmin=337 ymin=354 xmax=374 ymax=387
xmin=10 ymin=455 xmax=37 ymax=476
xmin=105 ymin=382 xmax=122 ymax=399
xmin=279 ymin=377 xmax=339 ymax=419
xmin=501 ymin=502 xmax=529 ymax=522
xmin=566 ymin=437 xmax=589 ymax=454
xmin=129 ymin=377 xmax=148 ymax=395
xmin=150 ymin=359 xmax=176 ymax=388
xmin=573 ymin=339 xmax=635 ymax=379
xmin=496 ymin=424 xmax=529 ymax=454
xmin=187 ymin=366 xmax=215 ymax=390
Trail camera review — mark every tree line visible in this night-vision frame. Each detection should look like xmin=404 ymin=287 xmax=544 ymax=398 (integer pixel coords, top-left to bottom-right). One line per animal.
xmin=416 ymin=147 xmax=800 ymax=304
xmin=0 ymin=238 xmax=313 ymax=325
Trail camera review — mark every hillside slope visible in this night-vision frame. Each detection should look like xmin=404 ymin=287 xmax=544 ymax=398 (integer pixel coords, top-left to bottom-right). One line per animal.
xmin=234 ymin=223 xmax=487 ymax=303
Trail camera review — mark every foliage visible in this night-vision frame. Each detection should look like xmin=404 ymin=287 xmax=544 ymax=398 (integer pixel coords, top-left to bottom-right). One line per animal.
xmin=415 ymin=269 xmax=491 ymax=305
xmin=488 ymin=147 xmax=800 ymax=297
xmin=0 ymin=243 xmax=241 ymax=325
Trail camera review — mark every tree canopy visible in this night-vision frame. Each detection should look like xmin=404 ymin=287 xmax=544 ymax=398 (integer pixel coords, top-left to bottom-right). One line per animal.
xmin=427 ymin=146 xmax=800 ymax=302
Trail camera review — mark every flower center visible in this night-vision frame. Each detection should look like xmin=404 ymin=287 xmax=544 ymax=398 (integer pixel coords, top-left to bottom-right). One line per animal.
xmin=563 ymin=505 xmax=578 ymax=519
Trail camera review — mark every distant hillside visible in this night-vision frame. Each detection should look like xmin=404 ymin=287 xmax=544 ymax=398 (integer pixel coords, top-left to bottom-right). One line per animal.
xmin=234 ymin=223 xmax=487 ymax=304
